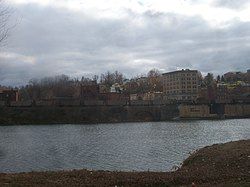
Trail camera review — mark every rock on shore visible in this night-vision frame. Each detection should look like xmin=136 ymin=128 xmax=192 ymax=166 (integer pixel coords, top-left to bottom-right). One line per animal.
xmin=0 ymin=139 xmax=249 ymax=186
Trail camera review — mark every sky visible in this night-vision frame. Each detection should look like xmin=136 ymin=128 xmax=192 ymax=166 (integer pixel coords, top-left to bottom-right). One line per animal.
xmin=0 ymin=0 xmax=250 ymax=86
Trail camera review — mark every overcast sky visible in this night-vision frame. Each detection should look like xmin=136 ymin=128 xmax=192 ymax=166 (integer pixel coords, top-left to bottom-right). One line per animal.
xmin=1 ymin=0 xmax=250 ymax=86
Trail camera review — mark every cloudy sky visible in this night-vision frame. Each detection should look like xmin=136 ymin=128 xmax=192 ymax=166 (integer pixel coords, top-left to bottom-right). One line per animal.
xmin=1 ymin=0 xmax=250 ymax=86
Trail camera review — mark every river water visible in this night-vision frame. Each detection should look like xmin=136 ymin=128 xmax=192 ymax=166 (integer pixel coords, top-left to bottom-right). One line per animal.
xmin=0 ymin=119 xmax=249 ymax=173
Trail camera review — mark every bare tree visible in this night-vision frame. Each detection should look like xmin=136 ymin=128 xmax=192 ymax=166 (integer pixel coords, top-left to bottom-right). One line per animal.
xmin=100 ymin=71 xmax=125 ymax=87
xmin=0 ymin=0 xmax=12 ymax=45
xmin=203 ymin=73 xmax=214 ymax=87
xmin=147 ymin=68 xmax=163 ymax=92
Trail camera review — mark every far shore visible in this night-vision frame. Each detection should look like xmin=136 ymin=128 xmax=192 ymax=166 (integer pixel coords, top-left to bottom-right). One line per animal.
xmin=0 ymin=116 xmax=249 ymax=126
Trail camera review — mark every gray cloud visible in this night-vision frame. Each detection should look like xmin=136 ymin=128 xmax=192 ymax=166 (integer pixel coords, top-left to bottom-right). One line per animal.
xmin=213 ymin=0 xmax=249 ymax=10
xmin=0 ymin=3 xmax=250 ymax=86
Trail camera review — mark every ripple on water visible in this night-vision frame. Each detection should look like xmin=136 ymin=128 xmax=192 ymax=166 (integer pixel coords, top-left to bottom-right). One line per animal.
xmin=0 ymin=119 xmax=249 ymax=173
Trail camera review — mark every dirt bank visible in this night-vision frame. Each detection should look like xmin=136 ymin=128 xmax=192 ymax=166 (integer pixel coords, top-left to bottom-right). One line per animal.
xmin=0 ymin=139 xmax=249 ymax=186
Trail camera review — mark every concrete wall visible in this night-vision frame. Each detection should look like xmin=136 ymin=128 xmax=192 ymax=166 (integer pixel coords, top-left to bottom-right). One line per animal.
xmin=106 ymin=100 xmax=127 ymax=106
xmin=0 ymin=99 xmax=175 ymax=107
xmin=36 ymin=100 xmax=54 ymax=106
xmin=0 ymin=104 xmax=248 ymax=124
xmin=0 ymin=105 xmax=179 ymax=124
xmin=83 ymin=100 xmax=104 ymax=106
xmin=10 ymin=100 xmax=33 ymax=107
xmin=179 ymin=104 xmax=250 ymax=118
xmin=54 ymin=99 xmax=81 ymax=106
xmin=130 ymin=100 xmax=152 ymax=106
xmin=179 ymin=105 xmax=211 ymax=118
xmin=225 ymin=104 xmax=250 ymax=117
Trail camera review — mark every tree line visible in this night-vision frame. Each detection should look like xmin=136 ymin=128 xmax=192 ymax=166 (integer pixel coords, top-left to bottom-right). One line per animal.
xmin=17 ymin=69 xmax=163 ymax=101
xmin=3 ymin=70 xmax=248 ymax=101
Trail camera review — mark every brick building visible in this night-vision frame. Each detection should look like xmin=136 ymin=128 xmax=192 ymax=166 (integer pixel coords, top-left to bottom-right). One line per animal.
xmin=0 ymin=88 xmax=19 ymax=103
xmin=162 ymin=69 xmax=202 ymax=101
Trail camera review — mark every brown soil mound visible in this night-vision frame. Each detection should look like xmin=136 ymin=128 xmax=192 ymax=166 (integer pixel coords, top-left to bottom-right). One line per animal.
xmin=0 ymin=139 xmax=249 ymax=187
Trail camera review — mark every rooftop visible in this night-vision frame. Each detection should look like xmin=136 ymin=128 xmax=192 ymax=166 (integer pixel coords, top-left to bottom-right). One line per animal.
xmin=162 ymin=69 xmax=198 ymax=75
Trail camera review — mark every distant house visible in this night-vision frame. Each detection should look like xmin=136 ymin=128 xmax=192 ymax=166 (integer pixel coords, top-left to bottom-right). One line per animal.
xmin=100 ymin=92 xmax=128 ymax=102
xmin=228 ymin=82 xmax=250 ymax=102
xmin=110 ymin=83 xmax=123 ymax=93
xmin=99 ymin=84 xmax=109 ymax=94
xmin=129 ymin=92 xmax=163 ymax=101
xmin=142 ymin=92 xmax=163 ymax=101
xmin=130 ymin=94 xmax=138 ymax=101
xmin=223 ymin=71 xmax=249 ymax=83
xmin=0 ymin=88 xmax=19 ymax=103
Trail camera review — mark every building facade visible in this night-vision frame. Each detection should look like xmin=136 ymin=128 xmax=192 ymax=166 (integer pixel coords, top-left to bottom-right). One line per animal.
xmin=223 ymin=70 xmax=250 ymax=83
xmin=0 ymin=88 xmax=19 ymax=103
xmin=162 ymin=69 xmax=202 ymax=101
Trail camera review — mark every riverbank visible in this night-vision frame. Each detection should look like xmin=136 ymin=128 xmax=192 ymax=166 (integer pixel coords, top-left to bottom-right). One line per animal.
xmin=1 ymin=105 xmax=249 ymax=125
xmin=0 ymin=139 xmax=249 ymax=186
xmin=0 ymin=105 xmax=179 ymax=124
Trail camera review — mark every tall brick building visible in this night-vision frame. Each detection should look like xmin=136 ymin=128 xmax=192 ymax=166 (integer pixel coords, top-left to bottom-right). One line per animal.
xmin=162 ymin=69 xmax=202 ymax=101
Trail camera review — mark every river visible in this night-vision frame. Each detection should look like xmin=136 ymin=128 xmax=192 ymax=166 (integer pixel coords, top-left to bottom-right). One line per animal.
xmin=0 ymin=119 xmax=249 ymax=173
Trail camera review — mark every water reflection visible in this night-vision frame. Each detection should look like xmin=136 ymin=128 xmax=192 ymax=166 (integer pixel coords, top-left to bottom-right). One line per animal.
xmin=0 ymin=119 xmax=249 ymax=173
